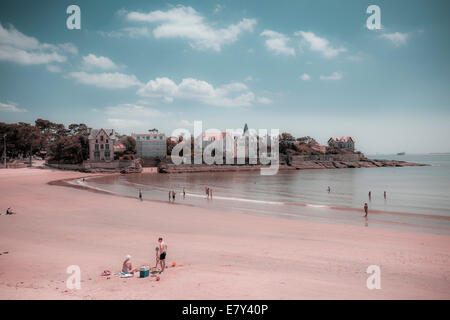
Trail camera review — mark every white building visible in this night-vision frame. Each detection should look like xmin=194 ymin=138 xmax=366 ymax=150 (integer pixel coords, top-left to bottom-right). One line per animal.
xmin=132 ymin=132 xmax=166 ymax=158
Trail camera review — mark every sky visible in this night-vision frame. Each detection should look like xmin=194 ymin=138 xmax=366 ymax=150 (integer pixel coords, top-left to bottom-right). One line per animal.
xmin=0 ymin=0 xmax=449 ymax=154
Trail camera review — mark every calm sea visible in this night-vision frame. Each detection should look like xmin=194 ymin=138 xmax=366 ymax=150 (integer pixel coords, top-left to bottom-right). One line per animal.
xmin=79 ymin=154 xmax=450 ymax=235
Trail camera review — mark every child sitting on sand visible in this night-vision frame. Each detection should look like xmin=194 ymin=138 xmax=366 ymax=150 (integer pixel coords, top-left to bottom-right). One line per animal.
xmin=121 ymin=255 xmax=133 ymax=275
xmin=2 ymin=207 xmax=16 ymax=215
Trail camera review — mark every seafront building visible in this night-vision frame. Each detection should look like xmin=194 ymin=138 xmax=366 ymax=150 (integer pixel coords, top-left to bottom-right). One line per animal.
xmin=131 ymin=131 xmax=167 ymax=159
xmin=328 ymin=136 xmax=355 ymax=151
xmin=87 ymin=128 xmax=117 ymax=162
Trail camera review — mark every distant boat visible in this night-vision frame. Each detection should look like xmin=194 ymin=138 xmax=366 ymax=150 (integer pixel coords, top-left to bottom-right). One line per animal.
xmin=397 ymin=152 xmax=405 ymax=156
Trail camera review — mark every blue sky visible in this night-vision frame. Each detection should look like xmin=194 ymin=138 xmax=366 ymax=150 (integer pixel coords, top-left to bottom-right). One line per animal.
xmin=0 ymin=0 xmax=449 ymax=154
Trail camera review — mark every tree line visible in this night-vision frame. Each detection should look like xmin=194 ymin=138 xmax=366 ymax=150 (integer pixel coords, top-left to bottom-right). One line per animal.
xmin=0 ymin=119 xmax=136 ymax=164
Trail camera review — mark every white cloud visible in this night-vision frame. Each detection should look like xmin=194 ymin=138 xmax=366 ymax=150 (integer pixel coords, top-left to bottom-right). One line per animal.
xmin=107 ymin=118 xmax=146 ymax=129
xmin=105 ymin=103 xmax=165 ymax=117
xmin=103 ymin=103 xmax=168 ymax=131
xmin=379 ymin=32 xmax=409 ymax=47
xmin=0 ymin=44 xmax=66 ymax=65
xmin=0 ymin=23 xmax=72 ymax=66
xmin=98 ymin=27 xmax=151 ymax=39
xmin=260 ymin=30 xmax=295 ymax=56
xmin=257 ymin=97 xmax=272 ymax=104
xmin=179 ymin=119 xmax=194 ymax=126
xmin=68 ymin=71 xmax=142 ymax=89
xmin=320 ymin=72 xmax=343 ymax=81
xmin=82 ymin=54 xmax=118 ymax=70
xmin=126 ymin=6 xmax=256 ymax=51
xmin=0 ymin=23 xmax=39 ymax=50
xmin=294 ymin=31 xmax=346 ymax=58
xmin=137 ymin=77 xmax=256 ymax=107
xmin=46 ymin=65 xmax=62 ymax=73
xmin=347 ymin=54 xmax=363 ymax=62
xmin=300 ymin=73 xmax=311 ymax=81
xmin=0 ymin=101 xmax=27 ymax=112
xmin=58 ymin=43 xmax=78 ymax=55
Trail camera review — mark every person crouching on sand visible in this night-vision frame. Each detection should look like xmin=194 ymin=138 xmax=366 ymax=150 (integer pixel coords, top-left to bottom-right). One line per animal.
xmin=364 ymin=203 xmax=369 ymax=217
xmin=121 ymin=255 xmax=133 ymax=275
xmin=157 ymin=237 xmax=167 ymax=273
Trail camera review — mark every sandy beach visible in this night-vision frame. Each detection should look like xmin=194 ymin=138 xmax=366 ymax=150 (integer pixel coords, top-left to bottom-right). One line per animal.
xmin=0 ymin=168 xmax=449 ymax=300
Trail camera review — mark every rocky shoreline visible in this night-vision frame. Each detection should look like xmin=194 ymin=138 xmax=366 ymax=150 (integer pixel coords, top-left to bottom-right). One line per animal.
xmin=159 ymin=158 xmax=427 ymax=174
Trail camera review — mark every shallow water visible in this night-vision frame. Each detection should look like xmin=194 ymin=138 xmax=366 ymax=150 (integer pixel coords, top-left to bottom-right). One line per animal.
xmin=80 ymin=154 xmax=450 ymax=235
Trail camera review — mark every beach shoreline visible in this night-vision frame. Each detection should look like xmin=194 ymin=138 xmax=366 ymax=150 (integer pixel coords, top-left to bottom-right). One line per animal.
xmin=0 ymin=168 xmax=449 ymax=299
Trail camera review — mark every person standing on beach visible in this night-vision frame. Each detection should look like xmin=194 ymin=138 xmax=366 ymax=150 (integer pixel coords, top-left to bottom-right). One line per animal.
xmin=183 ymin=187 xmax=186 ymax=199
xmin=327 ymin=186 xmax=331 ymax=193
xmin=384 ymin=191 xmax=387 ymax=199
xmin=155 ymin=246 xmax=160 ymax=268
xmin=172 ymin=190 xmax=176 ymax=202
xmin=157 ymin=237 xmax=167 ymax=273
xmin=364 ymin=203 xmax=369 ymax=217
xmin=206 ymin=187 xmax=209 ymax=199
xmin=138 ymin=189 xmax=143 ymax=201
xmin=368 ymin=191 xmax=372 ymax=200
xmin=210 ymin=188 xmax=213 ymax=199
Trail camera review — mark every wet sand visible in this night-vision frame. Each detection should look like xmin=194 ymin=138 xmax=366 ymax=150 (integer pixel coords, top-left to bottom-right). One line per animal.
xmin=0 ymin=168 xmax=449 ymax=299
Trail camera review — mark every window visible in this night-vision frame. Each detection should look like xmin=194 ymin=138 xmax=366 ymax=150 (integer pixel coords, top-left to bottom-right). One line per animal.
xmin=101 ymin=144 xmax=104 ymax=149
xmin=146 ymin=136 xmax=150 ymax=140
xmin=100 ymin=136 xmax=104 ymax=141
xmin=105 ymin=144 xmax=109 ymax=150
xmin=95 ymin=144 xmax=99 ymax=151
xmin=106 ymin=139 xmax=108 ymax=143
xmin=105 ymin=151 xmax=110 ymax=158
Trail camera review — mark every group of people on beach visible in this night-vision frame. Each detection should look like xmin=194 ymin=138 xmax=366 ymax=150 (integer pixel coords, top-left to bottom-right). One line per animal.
xmin=121 ymin=237 xmax=168 ymax=276
xmin=327 ymin=186 xmax=388 ymax=218
xmin=138 ymin=187 xmax=214 ymax=203
xmin=367 ymin=190 xmax=387 ymax=201
xmin=364 ymin=191 xmax=387 ymax=217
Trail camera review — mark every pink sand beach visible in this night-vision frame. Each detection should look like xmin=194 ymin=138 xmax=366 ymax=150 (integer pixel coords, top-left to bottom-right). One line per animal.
xmin=0 ymin=168 xmax=449 ymax=300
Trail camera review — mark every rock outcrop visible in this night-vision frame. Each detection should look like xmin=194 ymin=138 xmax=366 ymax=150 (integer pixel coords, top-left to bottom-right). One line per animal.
xmin=158 ymin=158 xmax=426 ymax=174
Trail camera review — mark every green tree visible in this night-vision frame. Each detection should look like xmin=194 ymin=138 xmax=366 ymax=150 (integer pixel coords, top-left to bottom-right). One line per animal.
xmin=48 ymin=135 xmax=89 ymax=164
xmin=279 ymin=132 xmax=295 ymax=154
xmin=120 ymin=136 xmax=137 ymax=154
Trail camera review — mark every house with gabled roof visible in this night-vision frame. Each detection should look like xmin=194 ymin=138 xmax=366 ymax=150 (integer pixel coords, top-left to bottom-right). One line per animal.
xmin=87 ymin=128 xmax=117 ymax=161
xmin=327 ymin=136 xmax=355 ymax=151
